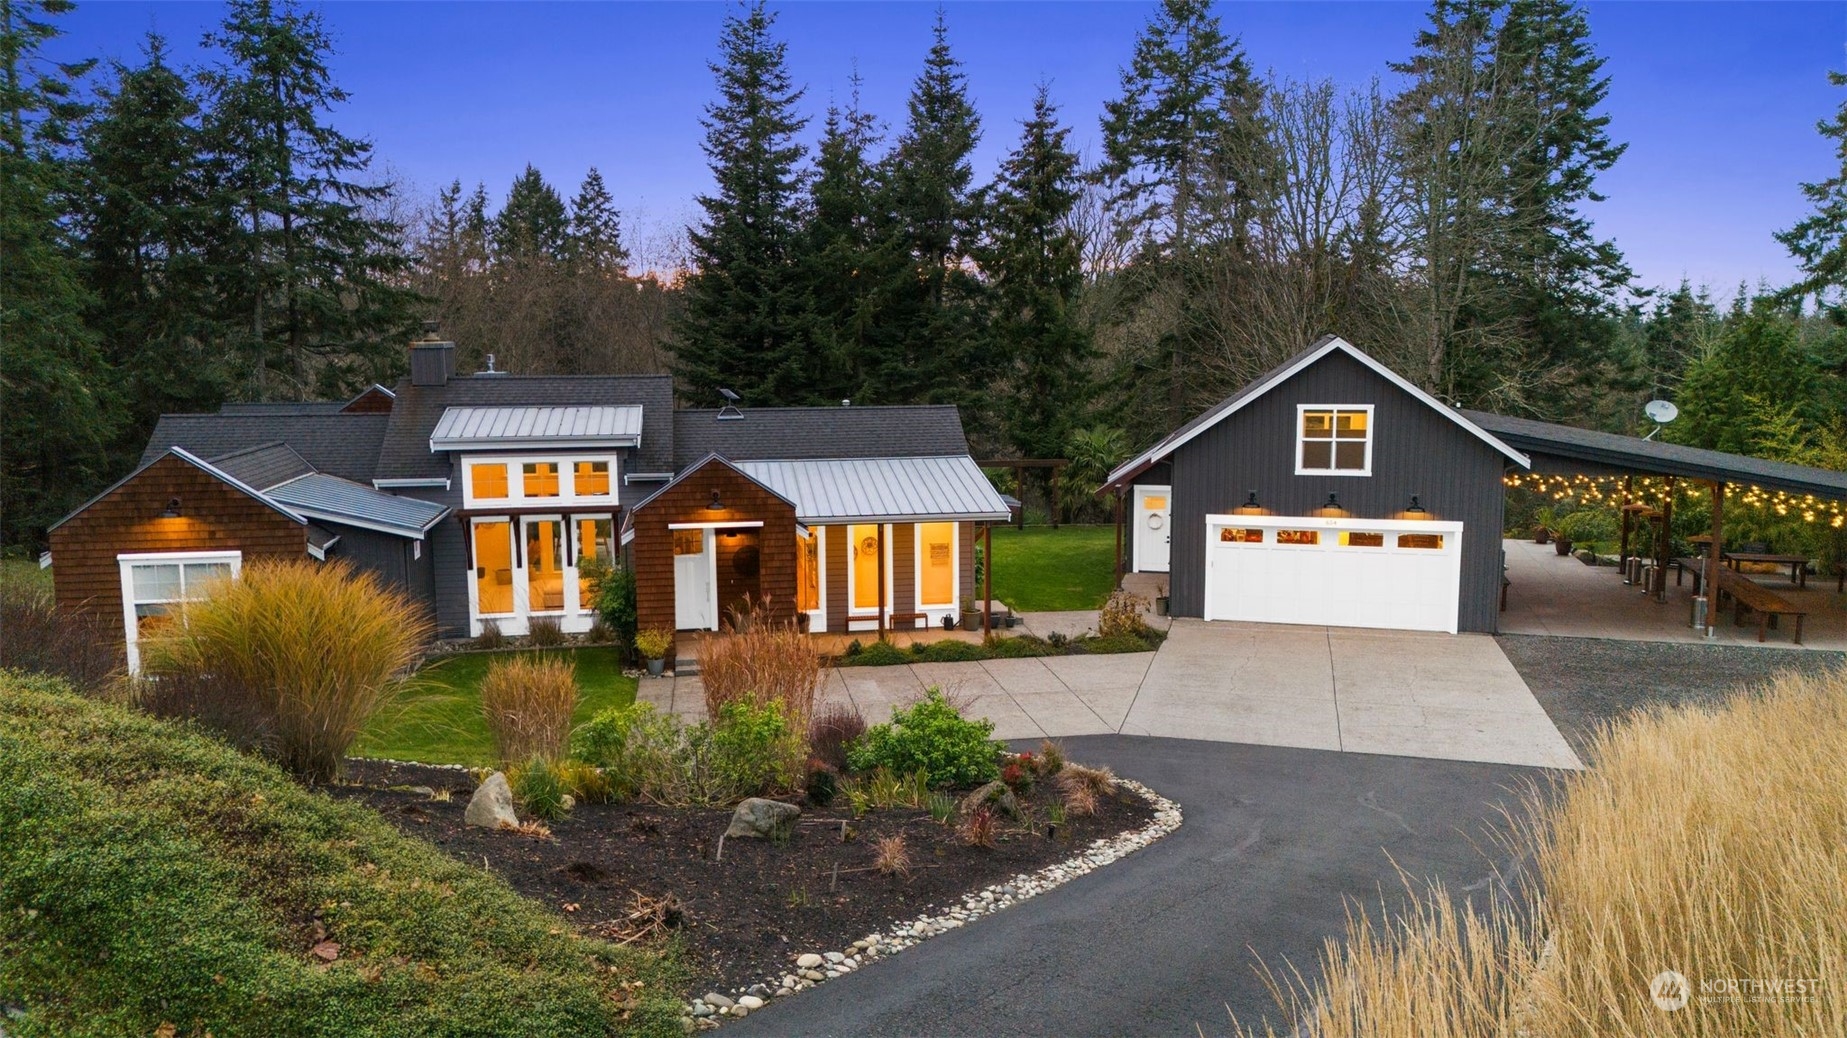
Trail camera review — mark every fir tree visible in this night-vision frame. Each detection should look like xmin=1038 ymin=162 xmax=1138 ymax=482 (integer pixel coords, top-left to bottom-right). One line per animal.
xmin=801 ymin=73 xmax=884 ymax=404
xmin=1776 ymin=71 xmax=1847 ymax=310
xmin=200 ymin=0 xmax=419 ymax=400
xmin=983 ymin=85 xmax=1090 ymax=461
xmin=567 ymin=166 xmax=629 ymax=274
xmin=673 ymin=1 xmax=813 ymax=407
xmin=0 ymin=0 xmax=118 ymax=548
xmin=492 ymin=163 xmax=569 ymax=263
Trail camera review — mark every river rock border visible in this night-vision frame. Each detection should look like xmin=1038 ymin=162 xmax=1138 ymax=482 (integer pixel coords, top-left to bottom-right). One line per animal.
xmin=685 ymin=777 xmax=1182 ymax=1028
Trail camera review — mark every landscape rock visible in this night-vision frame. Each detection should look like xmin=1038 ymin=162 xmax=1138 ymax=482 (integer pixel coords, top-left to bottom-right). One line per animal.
xmin=738 ymin=995 xmax=765 ymax=1010
xmin=957 ymin=780 xmax=1022 ymax=820
xmin=701 ymin=993 xmax=735 ymax=1010
xmin=724 ymin=798 xmax=801 ymax=839
xmin=796 ymin=952 xmax=823 ymax=969
xmin=463 ymin=772 xmax=518 ymax=829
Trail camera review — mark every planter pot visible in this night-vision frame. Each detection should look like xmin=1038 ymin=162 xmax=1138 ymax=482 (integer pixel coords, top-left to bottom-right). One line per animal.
xmin=1554 ymin=538 xmax=1573 ymax=556
xmin=1533 ymin=527 xmax=1550 ymax=544
xmin=1154 ymin=596 xmax=1171 ymax=617
xmin=961 ymin=609 xmax=985 ymax=630
xmin=646 ymin=657 xmax=665 ymax=677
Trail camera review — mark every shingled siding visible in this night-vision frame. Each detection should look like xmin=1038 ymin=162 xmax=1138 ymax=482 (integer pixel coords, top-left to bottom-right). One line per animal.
xmin=50 ymin=455 xmax=308 ymax=659
xmin=631 ymin=461 xmax=796 ymax=659
xmin=1164 ymin=349 xmax=1509 ymax=633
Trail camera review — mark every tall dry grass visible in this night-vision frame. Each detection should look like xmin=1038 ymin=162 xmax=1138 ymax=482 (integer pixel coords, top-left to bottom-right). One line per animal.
xmin=139 ymin=559 xmax=431 ymax=783
xmin=1242 ymin=667 xmax=1847 ymax=1037
xmin=480 ymin=655 xmax=578 ymax=764
xmin=697 ymin=611 xmax=822 ymax=733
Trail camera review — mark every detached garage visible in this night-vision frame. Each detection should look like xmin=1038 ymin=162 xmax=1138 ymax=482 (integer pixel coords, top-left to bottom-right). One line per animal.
xmin=1103 ymin=336 xmax=1530 ymax=635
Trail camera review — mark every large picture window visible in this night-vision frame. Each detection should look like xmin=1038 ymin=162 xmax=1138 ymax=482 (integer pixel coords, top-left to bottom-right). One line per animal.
xmin=917 ymin=522 xmax=956 ymax=608
xmin=462 ymin=454 xmax=619 ymax=508
xmin=1297 ymin=405 xmax=1373 ymax=475
xmin=118 ymin=551 xmax=241 ymax=673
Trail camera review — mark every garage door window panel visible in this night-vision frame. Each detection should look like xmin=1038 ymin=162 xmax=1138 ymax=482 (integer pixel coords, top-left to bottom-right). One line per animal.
xmin=1276 ymin=529 xmax=1319 ymax=546
xmin=1297 ymin=405 xmax=1373 ymax=475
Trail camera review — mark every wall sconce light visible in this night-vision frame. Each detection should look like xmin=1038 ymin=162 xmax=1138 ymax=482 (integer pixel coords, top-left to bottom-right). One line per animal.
xmin=1405 ymin=495 xmax=1426 ymax=515
xmin=160 ymin=497 xmax=182 ymax=519
xmin=1233 ymin=490 xmax=1263 ymax=515
xmin=705 ymin=489 xmax=724 ymax=511
xmin=1315 ymin=493 xmax=1344 ymax=518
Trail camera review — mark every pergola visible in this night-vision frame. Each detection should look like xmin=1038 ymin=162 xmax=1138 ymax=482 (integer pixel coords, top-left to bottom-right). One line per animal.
xmin=1463 ymin=410 xmax=1847 ymax=638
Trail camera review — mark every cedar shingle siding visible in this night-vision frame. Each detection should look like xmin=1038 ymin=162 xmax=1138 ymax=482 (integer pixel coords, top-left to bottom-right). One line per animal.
xmin=49 ymin=454 xmax=307 ymax=659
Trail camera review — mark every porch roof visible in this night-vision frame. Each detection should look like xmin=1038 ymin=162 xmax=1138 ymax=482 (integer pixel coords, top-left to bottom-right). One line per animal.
xmin=733 ymin=455 xmax=1012 ymax=525
xmin=429 ymin=404 xmax=644 ymax=451
xmin=266 ymin=473 xmax=450 ymax=538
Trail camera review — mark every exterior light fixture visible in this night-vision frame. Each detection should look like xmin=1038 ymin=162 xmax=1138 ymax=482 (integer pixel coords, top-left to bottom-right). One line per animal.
xmin=1234 ymin=490 xmax=1262 ymax=515
xmin=1315 ymin=493 xmax=1344 ymax=518
xmin=1405 ymin=495 xmax=1426 ymax=515
xmin=160 ymin=497 xmax=182 ymax=519
xmin=705 ymin=490 xmax=724 ymax=511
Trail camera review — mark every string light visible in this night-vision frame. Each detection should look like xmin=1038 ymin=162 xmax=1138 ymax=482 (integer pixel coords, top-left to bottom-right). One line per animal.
xmin=1501 ymin=472 xmax=1847 ymax=528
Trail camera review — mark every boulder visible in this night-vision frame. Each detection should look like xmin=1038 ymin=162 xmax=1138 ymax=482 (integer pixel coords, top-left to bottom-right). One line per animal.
xmin=464 ymin=772 xmax=518 ymax=829
xmin=725 ymin=798 xmax=801 ymax=839
xmin=957 ymin=780 xmax=1022 ymax=820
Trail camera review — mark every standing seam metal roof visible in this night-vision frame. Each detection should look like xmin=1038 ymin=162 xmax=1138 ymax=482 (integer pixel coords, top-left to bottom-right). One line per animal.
xmin=732 ymin=456 xmax=1011 ymax=523
xmin=430 ymin=404 xmax=644 ymax=448
xmin=265 ymin=473 xmax=450 ymax=536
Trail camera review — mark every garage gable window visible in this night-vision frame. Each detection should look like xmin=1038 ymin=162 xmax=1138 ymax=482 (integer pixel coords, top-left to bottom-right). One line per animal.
xmin=1297 ymin=405 xmax=1373 ymax=476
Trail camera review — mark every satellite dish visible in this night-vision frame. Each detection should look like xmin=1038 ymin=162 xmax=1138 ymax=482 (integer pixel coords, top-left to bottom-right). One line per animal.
xmin=1644 ymin=400 xmax=1679 ymax=424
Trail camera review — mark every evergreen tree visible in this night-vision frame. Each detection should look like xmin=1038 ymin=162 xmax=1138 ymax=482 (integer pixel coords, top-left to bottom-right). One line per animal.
xmin=801 ymin=74 xmax=884 ymax=404
xmin=81 ymin=33 xmax=227 ymax=457
xmin=492 ymin=163 xmax=568 ymax=263
xmin=567 ymin=166 xmax=629 ymax=274
xmin=672 ymin=0 xmax=813 ymax=407
xmin=0 ymin=0 xmax=118 ymax=549
xmin=983 ymin=86 xmax=1090 ymax=461
xmin=1776 ymin=71 xmax=1847 ymax=309
xmin=200 ymin=0 xmax=419 ymax=400
xmin=861 ymin=10 xmax=986 ymax=410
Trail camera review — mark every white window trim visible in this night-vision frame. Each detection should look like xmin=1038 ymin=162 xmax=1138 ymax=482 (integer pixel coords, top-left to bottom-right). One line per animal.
xmin=913 ymin=522 xmax=959 ymax=617
xmin=469 ymin=516 xmax=521 ymax=624
xmin=1295 ymin=404 xmax=1374 ymax=477
xmin=846 ymin=523 xmax=891 ymax=621
xmin=521 ymin=514 xmax=569 ymax=617
xmin=461 ymin=452 xmax=621 ymax=509
xmin=118 ymin=550 xmax=242 ymax=675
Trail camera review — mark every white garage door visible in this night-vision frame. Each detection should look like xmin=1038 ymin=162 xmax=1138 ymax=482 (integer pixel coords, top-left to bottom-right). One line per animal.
xmin=1203 ymin=515 xmax=1464 ymax=633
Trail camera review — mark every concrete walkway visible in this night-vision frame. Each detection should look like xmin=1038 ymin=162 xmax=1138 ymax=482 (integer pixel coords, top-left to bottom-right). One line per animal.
xmin=640 ymin=618 xmax=1580 ymax=770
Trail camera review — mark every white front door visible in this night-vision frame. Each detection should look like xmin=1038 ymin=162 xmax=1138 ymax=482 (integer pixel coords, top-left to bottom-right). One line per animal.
xmin=673 ymin=528 xmax=714 ymax=631
xmin=1204 ymin=516 xmax=1464 ymax=633
xmin=1134 ymin=485 xmax=1172 ymax=573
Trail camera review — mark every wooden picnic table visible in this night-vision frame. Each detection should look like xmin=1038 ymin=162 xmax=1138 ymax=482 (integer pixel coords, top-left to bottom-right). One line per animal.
xmin=1711 ymin=567 xmax=1807 ymax=644
xmin=1723 ymin=552 xmax=1811 ymax=589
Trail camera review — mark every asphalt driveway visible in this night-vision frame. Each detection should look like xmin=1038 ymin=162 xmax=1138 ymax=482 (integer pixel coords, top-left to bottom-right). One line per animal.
xmin=725 ymin=736 xmax=1544 ymax=1037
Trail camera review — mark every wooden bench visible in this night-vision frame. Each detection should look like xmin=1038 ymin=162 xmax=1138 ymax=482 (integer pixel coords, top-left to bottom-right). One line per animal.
xmin=1712 ymin=568 xmax=1807 ymax=644
xmin=1674 ymin=557 xmax=1712 ymax=593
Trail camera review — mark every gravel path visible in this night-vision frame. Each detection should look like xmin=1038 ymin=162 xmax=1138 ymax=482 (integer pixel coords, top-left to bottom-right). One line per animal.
xmin=1497 ymin=634 xmax=1846 ymax=759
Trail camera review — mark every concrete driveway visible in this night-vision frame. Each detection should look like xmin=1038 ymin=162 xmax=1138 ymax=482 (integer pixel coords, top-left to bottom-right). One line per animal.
xmin=724 ymin=735 xmax=1546 ymax=1038
xmin=642 ymin=620 xmax=1580 ymax=770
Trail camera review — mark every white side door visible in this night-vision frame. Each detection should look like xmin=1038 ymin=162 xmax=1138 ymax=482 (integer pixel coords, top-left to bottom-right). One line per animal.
xmin=1134 ymin=485 xmax=1172 ymax=573
xmin=673 ymin=529 xmax=714 ymax=631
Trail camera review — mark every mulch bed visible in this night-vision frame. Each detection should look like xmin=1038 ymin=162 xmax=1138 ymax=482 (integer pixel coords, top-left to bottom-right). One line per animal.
xmin=331 ymin=759 xmax=1153 ymax=996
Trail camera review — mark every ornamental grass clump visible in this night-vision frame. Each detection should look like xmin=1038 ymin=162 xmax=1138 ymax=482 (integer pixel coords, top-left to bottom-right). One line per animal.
xmin=697 ymin=608 xmax=822 ymax=732
xmin=479 ymin=654 xmax=578 ymax=764
xmin=138 ymin=559 xmax=430 ymax=783
xmin=1240 ymin=666 xmax=1847 ymax=1038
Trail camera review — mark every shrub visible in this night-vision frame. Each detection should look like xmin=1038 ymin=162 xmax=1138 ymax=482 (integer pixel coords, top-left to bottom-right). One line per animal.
xmin=634 ymin=627 xmax=673 ymax=661
xmin=0 ymin=573 xmax=119 ymax=692
xmin=479 ymin=655 xmax=578 ymax=764
xmin=0 ymin=672 xmax=684 ymax=1037
xmin=847 ymin=688 xmax=1002 ymax=789
xmin=1062 ymin=782 xmax=1098 ymax=818
xmin=872 ymin=834 xmax=911 ymax=877
xmin=917 ymin=639 xmax=989 ymax=663
xmin=569 ymin=700 xmax=801 ymax=807
xmin=526 ymin=615 xmax=566 ymax=648
xmin=1097 ymin=589 xmax=1153 ymax=640
xmin=1071 ymin=632 xmax=1163 ymax=655
xmin=510 ymin=756 xmax=572 ymax=820
xmin=985 ymin=634 xmax=1060 ymax=658
xmin=808 ymin=702 xmax=867 ymax=771
xmin=1036 ymin=739 xmax=1066 ymax=778
xmin=841 ymin=767 xmax=929 ymax=809
xmin=842 ymin=639 xmax=863 ymax=657
xmin=131 ymin=669 xmax=274 ymax=755
xmin=581 ymin=558 xmax=637 ymax=660
xmin=805 ymin=761 xmax=839 ymax=806
xmin=958 ymin=805 xmax=997 ymax=848
xmin=835 ymin=639 xmax=911 ymax=667
xmin=1059 ymin=762 xmax=1116 ymax=798
xmin=139 ymin=559 xmax=431 ymax=783
xmin=473 ymin=618 xmax=508 ymax=651
xmin=697 ymin=615 xmax=821 ymax=733
xmin=584 ymin=616 xmax=614 ymax=644
xmin=554 ymin=760 xmax=613 ymax=804
xmin=1000 ymin=758 xmax=1032 ymax=792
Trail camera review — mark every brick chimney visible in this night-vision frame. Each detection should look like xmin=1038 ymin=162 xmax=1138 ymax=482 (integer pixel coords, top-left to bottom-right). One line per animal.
xmin=410 ymin=320 xmax=455 ymax=387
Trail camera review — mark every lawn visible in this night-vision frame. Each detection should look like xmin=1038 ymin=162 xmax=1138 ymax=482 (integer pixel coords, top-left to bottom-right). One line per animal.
xmin=988 ymin=524 xmax=1117 ymax=612
xmin=0 ymin=557 xmax=52 ymax=598
xmin=356 ymin=645 xmax=636 ymax=766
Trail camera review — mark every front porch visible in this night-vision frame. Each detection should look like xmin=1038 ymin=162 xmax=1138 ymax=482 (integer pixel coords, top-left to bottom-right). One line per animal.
xmin=1499 ymin=536 xmax=1847 ymax=649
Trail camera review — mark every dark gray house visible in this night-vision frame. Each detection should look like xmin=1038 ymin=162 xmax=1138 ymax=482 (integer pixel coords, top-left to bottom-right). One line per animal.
xmin=1102 ymin=336 xmax=1531 ymax=634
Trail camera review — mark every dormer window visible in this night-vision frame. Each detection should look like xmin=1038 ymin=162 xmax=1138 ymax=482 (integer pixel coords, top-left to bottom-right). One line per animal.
xmin=1297 ymin=405 xmax=1372 ymax=476
xmin=522 ymin=462 xmax=561 ymax=497
xmin=463 ymin=454 xmax=619 ymax=507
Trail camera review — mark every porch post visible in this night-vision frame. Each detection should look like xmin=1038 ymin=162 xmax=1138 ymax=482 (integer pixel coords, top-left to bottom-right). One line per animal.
xmin=1704 ymin=480 xmax=1724 ymax=637
xmin=982 ymin=522 xmax=993 ymax=637
xmin=1655 ymin=476 xmax=1675 ymax=601
xmin=876 ymin=523 xmax=886 ymax=638
xmin=1617 ymin=475 xmax=1633 ymax=574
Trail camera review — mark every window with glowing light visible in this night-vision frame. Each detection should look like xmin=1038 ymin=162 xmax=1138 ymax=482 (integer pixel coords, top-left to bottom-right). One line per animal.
xmin=1298 ymin=405 xmax=1372 ymax=475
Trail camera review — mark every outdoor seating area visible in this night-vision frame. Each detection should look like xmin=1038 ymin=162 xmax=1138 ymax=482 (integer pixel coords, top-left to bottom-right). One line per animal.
xmin=1500 ymin=538 xmax=1847 ymax=648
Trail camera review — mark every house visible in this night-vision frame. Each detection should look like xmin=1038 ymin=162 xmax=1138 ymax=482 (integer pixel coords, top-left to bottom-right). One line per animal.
xmin=49 ymin=332 xmax=1011 ymax=669
xmin=1101 ymin=335 xmax=1530 ymax=634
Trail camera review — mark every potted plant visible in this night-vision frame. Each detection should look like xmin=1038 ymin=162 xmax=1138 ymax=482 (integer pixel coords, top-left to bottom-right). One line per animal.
xmin=960 ymin=596 xmax=984 ymax=630
xmin=1552 ymin=510 xmax=1578 ymax=556
xmin=1153 ymin=583 xmax=1170 ymax=617
xmin=634 ymin=628 xmax=672 ymax=677
xmin=1531 ymin=505 xmax=1557 ymax=545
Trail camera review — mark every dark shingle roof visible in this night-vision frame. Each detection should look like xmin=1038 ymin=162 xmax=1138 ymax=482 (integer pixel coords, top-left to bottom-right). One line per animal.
xmin=141 ymin=414 xmax=388 ymax=483
xmin=671 ymin=405 xmax=970 ymax=469
xmin=1462 ymin=410 xmax=1847 ymax=499
xmin=375 ymin=375 xmax=676 ymax=480
xmin=218 ymin=401 xmax=348 ymax=415
xmin=207 ymin=442 xmax=315 ymax=490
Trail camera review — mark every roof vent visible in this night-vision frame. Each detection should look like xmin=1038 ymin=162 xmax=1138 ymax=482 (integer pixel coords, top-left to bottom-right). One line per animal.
xmin=716 ymin=387 xmax=743 ymax=420
xmin=841 ymin=398 xmax=851 ymax=407
xmin=477 ymin=353 xmax=507 ymax=377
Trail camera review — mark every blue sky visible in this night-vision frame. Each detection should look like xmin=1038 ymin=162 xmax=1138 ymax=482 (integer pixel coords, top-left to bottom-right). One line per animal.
xmin=55 ymin=1 xmax=1847 ymax=297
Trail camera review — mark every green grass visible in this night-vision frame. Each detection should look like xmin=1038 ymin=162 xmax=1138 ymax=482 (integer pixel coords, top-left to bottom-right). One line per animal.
xmin=988 ymin=524 xmax=1117 ymax=611
xmin=0 ymin=670 xmax=683 ymax=1037
xmin=356 ymin=646 xmax=636 ymax=766
xmin=0 ymin=558 xmax=52 ymax=599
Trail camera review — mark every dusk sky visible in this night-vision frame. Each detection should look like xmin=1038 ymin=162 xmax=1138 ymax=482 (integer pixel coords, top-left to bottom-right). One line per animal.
xmin=55 ymin=1 xmax=1847 ymax=299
